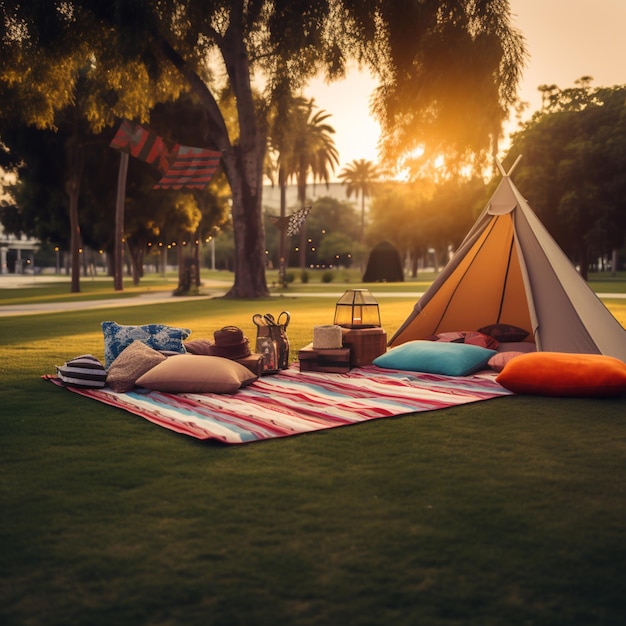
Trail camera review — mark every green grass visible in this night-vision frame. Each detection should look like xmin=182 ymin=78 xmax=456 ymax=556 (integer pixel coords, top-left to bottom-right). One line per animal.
xmin=587 ymin=271 xmax=626 ymax=294
xmin=1 ymin=278 xmax=626 ymax=625
xmin=4 ymin=268 xmax=624 ymax=299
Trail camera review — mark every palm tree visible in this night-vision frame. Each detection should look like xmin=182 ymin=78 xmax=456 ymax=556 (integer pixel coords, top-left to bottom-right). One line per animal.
xmin=338 ymin=159 xmax=383 ymax=243
xmin=289 ymin=100 xmax=339 ymax=269
xmin=269 ymin=97 xmax=339 ymax=271
xmin=267 ymin=93 xmax=307 ymax=284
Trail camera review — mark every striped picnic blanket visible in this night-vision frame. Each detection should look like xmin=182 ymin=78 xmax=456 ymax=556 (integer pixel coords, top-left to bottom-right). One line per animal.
xmin=45 ymin=365 xmax=511 ymax=444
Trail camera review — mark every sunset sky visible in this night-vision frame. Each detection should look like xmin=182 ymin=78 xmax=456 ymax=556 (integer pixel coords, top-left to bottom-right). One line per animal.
xmin=304 ymin=0 xmax=626 ymax=174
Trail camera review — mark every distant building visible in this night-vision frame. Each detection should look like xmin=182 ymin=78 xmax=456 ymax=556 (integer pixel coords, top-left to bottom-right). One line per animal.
xmin=0 ymin=224 xmax=39 ymax=274
xmin=262 ymin=182 xmax=371 ymax=215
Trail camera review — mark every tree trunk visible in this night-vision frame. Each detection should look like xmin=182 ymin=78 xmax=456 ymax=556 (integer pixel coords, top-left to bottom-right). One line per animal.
xmin=160 ymin=243 xmax=167 ymax=276
xmin=611 ymin=248 xmax=618 ymax=277
xmin=298 ymin=176 xmax=307 ymax=270
xmin=278 ymin=167 xmax=288 ymax=287
xmin=157 ymin=27 xmax=269 ymax=298
xmin=127 ymin=238 xmax=145 ymax=286
xmin=65 ymin=135 xmax=84 ymax=294
xmin=299 ymin=216 xmax=307 ymax=270
xmin=177 ymin=238 xmax=184 ymax=288
xmin=194 ymin=228 xmax=201 ymax=288
xmin=410 ymin=248 xmax=419 ymax=278
xmin=227 ymin=155 xmax=269 ymax=297
xmin=82 ymin=247 xmax=89 ymax=276
xmin=221 ymin=22 xmax=269 ymax=297
xmin=68 ymin=185 xmax=80 ymax=292
xmin=360 ymin=192 xmax=366 ymax=243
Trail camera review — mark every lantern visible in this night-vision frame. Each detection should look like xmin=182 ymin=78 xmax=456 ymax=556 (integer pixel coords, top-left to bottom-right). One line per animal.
xmin=334 ymin=289 xmax=381 ymax=329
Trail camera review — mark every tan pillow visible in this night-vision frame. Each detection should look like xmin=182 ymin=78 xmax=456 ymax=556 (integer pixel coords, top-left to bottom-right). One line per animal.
xmin=106 ymin=340 xmax=167 ymax=393
xmin=135 ymin=354 xmax=258 ymax=394
xmin=184 ymin=338 xmax=214 ymax=355
xmin=478 ymin=323 xmax=529 ymax=343
xmin=487 ymin=351 xmax=525 ymax=373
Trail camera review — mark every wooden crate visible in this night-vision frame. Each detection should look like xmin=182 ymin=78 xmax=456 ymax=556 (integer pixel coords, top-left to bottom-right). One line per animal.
xmin=234 ymin=353 xmax=264 ymax=377
xmin=298 ymin=343 xmax=351 ymax=373
xmin=341 ymin=327 xmax=387 ymax=367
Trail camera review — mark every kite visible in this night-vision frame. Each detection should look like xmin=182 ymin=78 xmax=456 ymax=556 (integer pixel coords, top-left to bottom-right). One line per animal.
xmin=269 ymin=206 xmax=312 ymax=237
xmin=153 ymin=144 xmax=222 ymax=190
xmin=110 ymin=119 xmax=222 ymax=190
xmin=109 ymin=120 xmax=170 ymax=173
xmin=286 ymin=206 xmax=312 ymax=236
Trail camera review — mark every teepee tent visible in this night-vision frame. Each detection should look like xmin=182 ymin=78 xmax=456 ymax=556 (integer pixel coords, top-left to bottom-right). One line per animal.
xmin=389 ymin=159 xmax=626 ymax=361
xmin=363 ymin=241 xmax=404 ymax=282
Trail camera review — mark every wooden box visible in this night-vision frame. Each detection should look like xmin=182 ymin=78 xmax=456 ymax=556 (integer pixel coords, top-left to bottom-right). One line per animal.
xmin=341 ymin=327 xmax=387 ymax=367
xmin=234 ymin=353 xmax=265 ymax=377
xmin=298 ymin=343 xmax=351 ymax=373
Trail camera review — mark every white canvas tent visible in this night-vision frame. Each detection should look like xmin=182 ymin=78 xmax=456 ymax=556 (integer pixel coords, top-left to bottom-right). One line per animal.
xmin=389 ymin=159 xmax=626 ymax=362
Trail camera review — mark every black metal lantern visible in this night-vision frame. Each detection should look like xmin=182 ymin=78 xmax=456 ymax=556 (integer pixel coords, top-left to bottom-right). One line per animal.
xmin=333 ymin=289 xmax=381 ymax=329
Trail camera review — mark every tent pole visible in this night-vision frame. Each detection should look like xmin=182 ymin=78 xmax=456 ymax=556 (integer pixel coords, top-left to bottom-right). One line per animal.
xmin=507 ymin=155 xmax=523 ymax=176
xmin=494 ymin=155 xmax=523 ymax=177
xmin=114 ymin=152 xmax=129 ymax=291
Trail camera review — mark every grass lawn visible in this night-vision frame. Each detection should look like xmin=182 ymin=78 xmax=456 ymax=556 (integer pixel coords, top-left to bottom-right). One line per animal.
xmin=1 ymin=273 xmax=626 ymax=625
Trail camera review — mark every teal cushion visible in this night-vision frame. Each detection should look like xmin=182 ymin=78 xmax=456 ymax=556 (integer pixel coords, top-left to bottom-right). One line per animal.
xmin=373 ymin=340 xmax=496 ymax=376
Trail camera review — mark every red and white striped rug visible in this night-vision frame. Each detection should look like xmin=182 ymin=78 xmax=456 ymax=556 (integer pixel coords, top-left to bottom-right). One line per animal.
xmin=44 ymin=365 xmax=510 ymax=444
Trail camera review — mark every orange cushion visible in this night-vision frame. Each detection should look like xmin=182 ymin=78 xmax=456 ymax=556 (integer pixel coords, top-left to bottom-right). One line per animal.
xmin=496 ymin=352 xmax=626 ymax=397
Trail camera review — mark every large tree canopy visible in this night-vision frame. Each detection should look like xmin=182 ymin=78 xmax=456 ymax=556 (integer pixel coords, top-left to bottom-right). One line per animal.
xmin=0 ymin=0 xmax=184 ymax=290
xmin=505 ymin=81 xmax=626 ymax=279
xmin=1 ymin=0 xmax=526 ymax=297
xmin=369 ymin=0 xmax=526 ymax=174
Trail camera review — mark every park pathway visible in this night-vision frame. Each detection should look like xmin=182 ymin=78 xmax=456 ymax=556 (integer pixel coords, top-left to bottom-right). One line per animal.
xmin=0 ymin=274 xmax=623 ymax=317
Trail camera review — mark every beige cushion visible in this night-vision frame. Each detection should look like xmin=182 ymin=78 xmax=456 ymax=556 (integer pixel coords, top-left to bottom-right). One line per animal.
xmin=135 ymin=354 xmax=258 ymax=394
xmin=184 ymin=338 xmax=214 ymax=355
xmin=487 ymin=351 xmax=525 ymax=373
xmin=106 ymin=340 xmax=167 ymax=393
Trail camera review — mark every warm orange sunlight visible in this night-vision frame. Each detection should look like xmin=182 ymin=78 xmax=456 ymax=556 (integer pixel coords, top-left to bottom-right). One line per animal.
xmin=392 ymin=146 xmax=425 ymax=181
xmin=305 ymin=64 xmax=380 ymax=176
xmin=304 ymin=0 xmax=626 ymax=179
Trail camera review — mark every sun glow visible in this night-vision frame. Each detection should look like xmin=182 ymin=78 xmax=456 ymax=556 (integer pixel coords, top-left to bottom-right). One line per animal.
xmin=393 ymin=146 xmax=426 ymax=181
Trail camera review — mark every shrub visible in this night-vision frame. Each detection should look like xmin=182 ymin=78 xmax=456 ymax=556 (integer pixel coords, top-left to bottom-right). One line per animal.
xmin=321 ymin=271 xmax=334 ymax=283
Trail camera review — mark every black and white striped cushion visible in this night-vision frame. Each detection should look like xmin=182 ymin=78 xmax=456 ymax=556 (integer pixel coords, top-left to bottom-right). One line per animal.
xmin=56 ymin=354 xmax=107 ymax=388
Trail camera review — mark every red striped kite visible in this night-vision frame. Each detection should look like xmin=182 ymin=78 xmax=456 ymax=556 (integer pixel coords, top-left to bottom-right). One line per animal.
xmin=153 ymin=144 xmax=222 ymax=189
xmin=109 ymin=120 xmax=170 ymax=173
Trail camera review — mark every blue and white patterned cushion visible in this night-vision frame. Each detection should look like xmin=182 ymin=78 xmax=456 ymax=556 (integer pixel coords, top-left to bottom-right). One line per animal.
xmin=102 ymin=321 xmax=191 ymax=368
